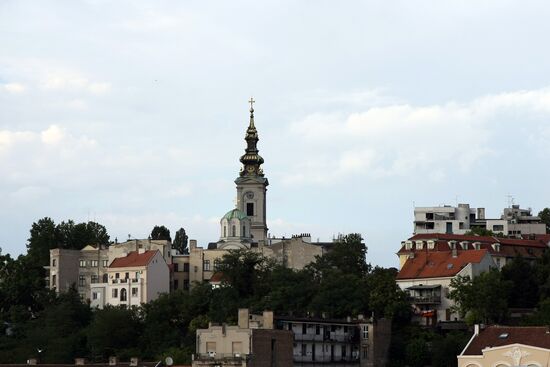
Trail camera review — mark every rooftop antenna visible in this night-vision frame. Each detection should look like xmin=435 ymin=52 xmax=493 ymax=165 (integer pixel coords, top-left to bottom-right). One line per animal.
xmin=506 ymin=194 xmax=514 ymax=208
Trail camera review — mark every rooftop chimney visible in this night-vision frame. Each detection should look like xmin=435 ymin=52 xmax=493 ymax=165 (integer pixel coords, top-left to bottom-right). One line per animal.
xmin=263 ymin=311 xmax=274 ymax=329
xmin=238 ymin=308 xmax=249 ymax=329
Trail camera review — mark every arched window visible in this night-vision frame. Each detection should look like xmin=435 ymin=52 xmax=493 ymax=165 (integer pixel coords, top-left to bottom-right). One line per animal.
xmin=232 ymin=225 xmax=236 ymax=237
xmin=102 ymin=273 xmax=108 ymax=283
xmin=243 ymin=226 xmax=246 ymax=237
xmin=120 ymin=288 xmax=127 ymax=302
xmin=223 ymin=226 xmax=226 ymax=237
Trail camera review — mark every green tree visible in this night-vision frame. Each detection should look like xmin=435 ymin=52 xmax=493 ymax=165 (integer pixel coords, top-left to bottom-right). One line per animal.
xmin=449 ymin=269 xmax=512 ymax=324
xmin=431 ymin=331 xmax=470 ymax=367
xmin=501 ymin=256 xmax=538 ymax=308
xmin=87 ymin=306 xmax=142 ymax=361
xmin=464 ymin=227 xmax=503 ymax=237
xmin=367 ymin=267 xmax=410 ymax=319
xmin=57 ymin=221 xmax=109 ymax=250
xmin=150 ymin=226 xmax=171 ymax=242
xmin=27 ymin=217 xmax=59 ymax=266
xmin=309 ymin=233 xmax=370 ymax=277
xmin=173 ymin=228 xmax=188 ymax=254
xmin=538 ymin=208 xmax=550 ymax=233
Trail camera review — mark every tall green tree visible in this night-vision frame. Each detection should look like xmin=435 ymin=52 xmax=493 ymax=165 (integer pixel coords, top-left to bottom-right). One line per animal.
xmin=449 ymin=269 xmax=512 ymax=324
xmin=501 ymin=256 xmax=538 ymax=308
xmin=366 ymin=267 xmax=410 ymax=319
xmin=150 ymin=225 xmax=171 ymax=242
xmin=27 ymin=217 xmax=59 ymax=266
xmin=173 ymin=228 xmax=188 ymax=254
xmin=538 ymin=208 xmax=550 ymax=233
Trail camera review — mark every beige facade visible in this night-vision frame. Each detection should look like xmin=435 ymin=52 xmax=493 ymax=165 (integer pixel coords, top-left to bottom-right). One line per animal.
xmin=458 ymin=325 xmax=550 ymax=367
xmin=194 ymin=309 xmax=293 ymax=367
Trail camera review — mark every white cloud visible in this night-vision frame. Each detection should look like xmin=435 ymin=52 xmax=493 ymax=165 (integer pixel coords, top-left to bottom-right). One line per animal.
xmin=285 ymin=88 xmax=550 ymax=185
xmin=40 ymin=125 xmax=66 ymax=145
xmin=2 ymin=82 xmax=26 ymax=94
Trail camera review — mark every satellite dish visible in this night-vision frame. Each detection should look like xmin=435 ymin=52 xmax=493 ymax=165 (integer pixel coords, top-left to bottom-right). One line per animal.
xmin=165 ymin=357 xmax=173 ymax=366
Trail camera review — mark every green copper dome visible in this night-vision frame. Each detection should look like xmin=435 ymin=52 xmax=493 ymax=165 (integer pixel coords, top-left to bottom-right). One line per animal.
xmin=222 ymin=208 xmax=248 ymax=221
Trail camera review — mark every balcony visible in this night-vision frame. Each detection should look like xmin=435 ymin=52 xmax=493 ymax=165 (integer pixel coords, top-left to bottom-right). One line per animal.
xmin=409 ymin=295 xmax=441 ymax=305
xmin=193 ymin=353 xmax=248 ymax=366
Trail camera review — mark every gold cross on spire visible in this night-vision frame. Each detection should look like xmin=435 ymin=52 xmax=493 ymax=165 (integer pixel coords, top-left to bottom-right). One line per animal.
xmin=248 ymin=97 xmax=255 ymax=110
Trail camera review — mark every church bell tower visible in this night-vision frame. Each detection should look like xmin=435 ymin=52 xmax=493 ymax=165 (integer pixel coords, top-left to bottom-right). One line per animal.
xmin=235 ymin=98 xmax=268 ymax=243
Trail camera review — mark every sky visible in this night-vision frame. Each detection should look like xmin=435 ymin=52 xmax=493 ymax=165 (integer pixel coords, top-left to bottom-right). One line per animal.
xmin=1 ymin=0 xmax=550 ymax=267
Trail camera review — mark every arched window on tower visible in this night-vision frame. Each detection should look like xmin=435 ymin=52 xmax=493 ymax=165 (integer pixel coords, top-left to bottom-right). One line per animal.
xmin=243 ymin=226 xmax=246 ymax=237
xmin=224 ymin=226 xmax=227 ymax=237
xmin=232 ymin=225 xmax=236 ymax=237
xmin=120 ymin=288 xmax=127 ymax=302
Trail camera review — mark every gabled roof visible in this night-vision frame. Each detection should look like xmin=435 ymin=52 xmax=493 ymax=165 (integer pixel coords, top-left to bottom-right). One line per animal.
xmin=396 ymin=249 xmax=488 ymax=280
xmin=109 ymin=250 xmax=158 ymax=268
xmin=398 ymin=233 xmax=547 ymax=259
xmin=463 ymin=325 xmax=550 ymax=355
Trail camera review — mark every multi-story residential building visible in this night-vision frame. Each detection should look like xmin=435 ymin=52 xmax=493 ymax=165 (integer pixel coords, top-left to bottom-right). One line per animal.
xmin=90 ymin=249 xmax=169 ymax=308
xmin=397 ymin=233 xmax=549 ymax=270
xmin=193 ymin=309 xmax=293 ymax=367
xmin=458 ymin=325 xmax=550 ymax=367
xmin=47 ymin=245 xmax=110 ymax=300
xmin=414 ymin=203 xmax=546 ymax=236
xmin=396 ymin=249 xmax=495 ymax=326
xmin=274 ymin=315 xmax=391 ymax=367
xmin=396 ymin=232 xmax=550 ymax=325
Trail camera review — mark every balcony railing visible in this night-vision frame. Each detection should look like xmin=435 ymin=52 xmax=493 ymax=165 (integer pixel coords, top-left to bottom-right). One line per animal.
xmin=409 ymin=295 xmax=441 ymax=304
xmin=193 ymin=353 xmax=248 ymax=361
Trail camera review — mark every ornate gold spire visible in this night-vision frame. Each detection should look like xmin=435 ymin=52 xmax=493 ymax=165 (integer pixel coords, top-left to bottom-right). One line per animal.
xmin=239 ymin=98 xmax=264 ymax=177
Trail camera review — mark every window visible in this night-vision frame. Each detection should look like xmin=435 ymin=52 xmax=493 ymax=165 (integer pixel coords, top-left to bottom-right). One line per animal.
xmin=232 ymin=341 xmax=242 ymax=354
xmin=316 ymin=325 xmax=320 ymax=335
xmin=214 ymin=259 xmax=220 ymax=271
xmin=301 ymin=344 xmax=307 ymax=356
xmin=115 ymin=273 xmax=120 ymax=279
xmin=493 ymin=225 xmax=504 ymax=232
xmin=344 ymin=326 xmax=348 ymax=333
xmin=125 ymin=272 xmax=129 ymax=279
xmin=112 ymin=289 xmax=118 ymax=298
xmin=427 ymin=240 xmax=435 ymax=250
xmin=232 ymin=225 xmax=236 ymax=237
xmin=362 ymin=325 xmax=369 ymax=339
xmin=92 ymin=292 xmax=98 ymax=300
xmin=206 ymin=342 xmax=216 ymax=353
xmin=223 ymin=226 xmax=227 ymax=237
xmin=79 ymin=260 xmax=87 ymax=268
xmin=183 ymin=263 xmax=189 ymax=272
xmin=246 ymin=202 xmax=254 ymax=216
xmin=362 ymin=347 xmax=368 ymax=359
xmin=78 ymin=275 xmax=86 ymax=286
xmin=183 ymin=279 xmax=189 ymax=290
xmin=342 ymin=345 xmax=346 ymax=358
xmin=91 ymin=260 xmax=99 ymax=267
xmin=91 ymin=275 xmax=99 ymax=284
xmin=120 ymin=288 xmax=127 ymax=301
xmin=102 ymin=260 xmax=108 ymax=267
xmin=52 ymin=259 xmax=56 ymax=267
xmin=174 ymin=263 xmax=179 ymax=272
xmin=132 ymin=287 xmax=138 ymax=297
xmin=243 ymin=226 xmax=246 ymax=237
xmin=52 ymin=274 xmax=56 ymax=287
xmin=302 ymin=324 xmax=307 ymax=334
xmin=203 ymin=260 xmax=211 ymax=271
xmin=174 ymin=279 xmax=179 ymax=290
xmin=102 ymin=274 xmax=108 ymax=283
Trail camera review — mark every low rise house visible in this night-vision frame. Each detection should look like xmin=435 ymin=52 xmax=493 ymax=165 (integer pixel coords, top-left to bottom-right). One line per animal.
xmin=275 ymin=315 xmax=391 ymax=367
xmin=396 ymin=249 xmax=495 ymax=326
xmin=90 ymin=250 xmax=169 ymax=308
xmin=193 ymin=309 xmax=293 ymax=367
xmin=458 ymin=325 xmax=550 ymax=367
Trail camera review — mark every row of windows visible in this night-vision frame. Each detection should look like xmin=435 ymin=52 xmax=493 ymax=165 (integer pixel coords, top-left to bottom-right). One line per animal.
xmin=78 ymin=274 xmax=110 ymax=286
xmin=203 ymin=259 xmax=220 ymax=272
xmin=173 ymin=279 xmax=190 ymax=290
xmin=286 ymin=323 xmax=368 ymax=340
xmin=111 ymin=287 xmax=139 ymax=301
xmin=78 ymin=259 xmax=109 ymax=268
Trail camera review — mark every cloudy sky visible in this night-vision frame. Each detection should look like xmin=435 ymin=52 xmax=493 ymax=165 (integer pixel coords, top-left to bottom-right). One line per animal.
xmin=1 ymin=0 xmax=550 ymax=267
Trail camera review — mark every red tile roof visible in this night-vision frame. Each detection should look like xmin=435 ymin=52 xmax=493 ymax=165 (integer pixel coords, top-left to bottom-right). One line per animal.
xmin=109 ymin=250 xmax=158 ymax=268
xmin=209 ymin=271 xmax=226 ymax=283
xmin=398 ymin=233 xmax=547 ymax=259
xmin=397 ymin=249 xmax=488 ymax=280
xmin=463 ymin=325 xmax=550 ymax=355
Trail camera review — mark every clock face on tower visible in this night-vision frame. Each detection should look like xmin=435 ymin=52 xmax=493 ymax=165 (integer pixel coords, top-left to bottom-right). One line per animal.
xmin=247 ymin=165 xmax=255 ymax=173
xmin=245 ymin=191 xmax=254 ymax=199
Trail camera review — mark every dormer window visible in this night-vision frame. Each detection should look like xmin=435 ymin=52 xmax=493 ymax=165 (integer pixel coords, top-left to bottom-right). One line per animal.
xmin=492 ymin=243 xmax=501 ymax=252
xmin=460 ymin=241 xmax=469 ymax=250
xmin=473 ymin=242 xmax=481 ymax=250
xmin=448 ymin=241 xmax=457 ymax=250
xmin=427 ymin=240 xmax=435 ymax=250
xmin=415 ymin=241 xmax=424 ymax=250
xmin=405 ymin=241 xmax=413 ymax=250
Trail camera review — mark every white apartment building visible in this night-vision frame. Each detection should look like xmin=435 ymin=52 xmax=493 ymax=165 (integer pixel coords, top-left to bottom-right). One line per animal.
xmin=90 ymin=249 xmax=169 ymax=308
xmin=414 ymin=203 xmax=546 ymax=236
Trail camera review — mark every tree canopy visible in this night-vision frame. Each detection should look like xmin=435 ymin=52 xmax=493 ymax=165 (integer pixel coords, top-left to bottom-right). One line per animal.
xmin=150 ymin=225 xmax=171 ymax=242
